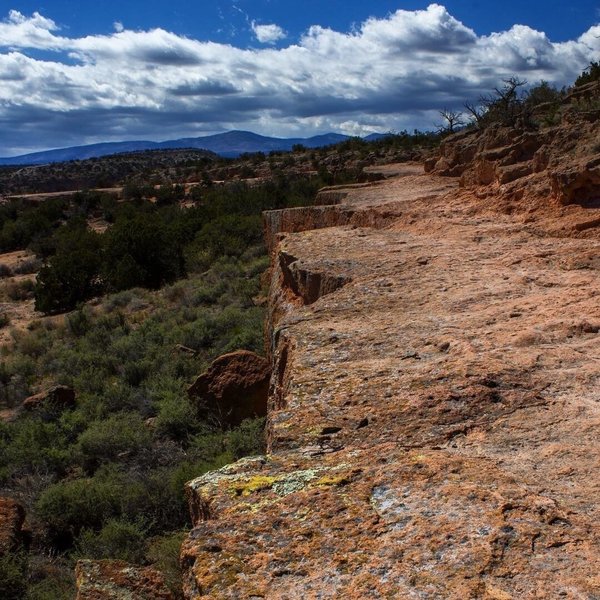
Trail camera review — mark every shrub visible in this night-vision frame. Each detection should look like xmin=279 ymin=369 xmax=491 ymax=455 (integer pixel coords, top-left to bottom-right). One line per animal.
xmin=66 ymin=308 xmax=92 ymax=337
xmin=526 ymin=80 xmax=563 ymax=108
xmin=0 ymin=418 xmax=72 ymax=480
xmin=35 ymin=475 xmax=122 ymax=539
xmin=146 ymin=531 xmax=186 ymax=599
xmin=34 ymin=226 xmax=103 ymax=314
xmin=76 ymin=413 xmax=151 ymax=472
xmin=0 ymin=551 xmax=28 ymax=600
xmin=465 ymin=77 xmax=530 ymax=129
xmin=153 ymin=391 xmax=198 ymax=442
xmin=575 ymin=61 xmax=600 ymax=87
xmin=186 ymin=215 xmax=262 ymax=271
xmin=75 ymin=519 xmax=147 ymax=563
xmin=103 ymin=289 xmax=137 ymax=312
xmin=4 ymin=278 xmax=35 ymax=301
xmin=227 ymin=417 xmax=266 ymax=460
xmin=13 ymin=257 xmax=42 ymax=275
xmin=103 ymin=215 xmax=184 ymax=291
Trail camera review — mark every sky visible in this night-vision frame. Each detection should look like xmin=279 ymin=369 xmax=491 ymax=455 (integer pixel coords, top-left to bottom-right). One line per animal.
xmin=0 ymin=1 xmax=599 ymax=156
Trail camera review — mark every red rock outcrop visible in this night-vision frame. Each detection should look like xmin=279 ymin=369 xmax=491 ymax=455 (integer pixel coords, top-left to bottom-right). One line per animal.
xmin=181 ymin=144 xmax=600 ymax=597
xmin=426 ymin=96 xmax=600 ymax=211
xmin=188 ymin=350 xmax=271 ymax=427
xmin=75 ymin=560 xmax=174 ymax=600
xmin=0 ymin=497 xmax=26 ymax=556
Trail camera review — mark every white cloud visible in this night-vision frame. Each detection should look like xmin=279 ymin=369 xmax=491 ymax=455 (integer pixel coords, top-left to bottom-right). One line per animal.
xmin=251 ymin=21 xmax=286 ymax=44
xmin=114 ymin=21 xmax=124 ymax=33
xmin=0 ymin=4 xmax=598 ymax=155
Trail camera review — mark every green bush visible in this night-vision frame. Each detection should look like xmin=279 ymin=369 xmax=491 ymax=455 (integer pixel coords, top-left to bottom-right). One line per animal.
xmin=0 ymin=551 xmax=28 ymax=600
xmin=35 ymin=475 xmax=122 ymax=538
xmin=77 ymin=413 xmax=151 ymax=472
xmin=0 ymin=418 xmax=72 ymax=481
xmin=575 ymin=61 xmax=600 ymax=87
xmin=186 ymin=215 xmax=262 ymax=271
xmin=34 ymin=226 xmax=103 ymax=314
xmin=146 ymin=531 xmax=186 ymax=599
xmin=227 ymin=417 xmax=266 ymax=459
xmin=66 ymin=307 xmax=92 ymax=337
xmin=75 ymin=519 xmax=147 ymax=563
xmin=103 ymin=214 xmax=184 ymax=291
xmin=153 ymin=391 xmax=197 ymax=442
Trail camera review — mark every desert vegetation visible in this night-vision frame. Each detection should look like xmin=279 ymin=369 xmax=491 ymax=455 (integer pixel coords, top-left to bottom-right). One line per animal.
xmin=0 ymin=130 xmax=439 ymax=196
xmin=0 ymin=181 xmax=309 ymax=597
xmin=453 ymin=62 xmax=599 ymax=134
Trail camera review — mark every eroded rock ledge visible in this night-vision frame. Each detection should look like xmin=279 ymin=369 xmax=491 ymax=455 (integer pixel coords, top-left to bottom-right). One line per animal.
xmin=181 ymin=162 xmax=600 ymax=598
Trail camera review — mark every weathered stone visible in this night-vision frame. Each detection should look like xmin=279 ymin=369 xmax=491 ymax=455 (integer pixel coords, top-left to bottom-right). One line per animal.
xmin=23 ymin=384 xmax=76 ymax=412
xmin=430 ymin=99 xmax=599 ymax=211
xmin=188 ymin=350 xmax=271 ymax=427
xmin=550 ymin=156 xmax=600 ymax=205
xmin=180 ymin=161 xmax=600 ymax=598
xmin=75 ymin=560 xmax=174 ymax=600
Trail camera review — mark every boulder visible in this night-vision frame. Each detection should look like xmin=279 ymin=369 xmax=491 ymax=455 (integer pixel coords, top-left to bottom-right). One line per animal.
xmin=0 ymin=497 xmax=26 ymax=556
xmin=23 ymin=385 xmax=76 ymax=412
xmin=75 ymin=560 xmax=174 ymax=600
xmin=188 ymin=350 xmax=270 ymax=427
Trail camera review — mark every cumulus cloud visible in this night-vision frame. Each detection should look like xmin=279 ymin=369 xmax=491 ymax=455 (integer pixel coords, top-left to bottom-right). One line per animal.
xmin=0 ymin=4 xmax=599 ymax=155
xmin=252 ymin=21 xmax=287 ymax=44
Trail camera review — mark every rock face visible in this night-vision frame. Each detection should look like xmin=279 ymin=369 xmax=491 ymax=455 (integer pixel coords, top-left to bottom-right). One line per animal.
xmin=0 ymin=497 xmax=26 ymax=555
xmin=188 ymin=350 xmax=271 ymax=427
xmin=181 ymin=161 xmax=600 ymax=598
xmin=75 ymin=560 xmax=174 ymax=600
xmin=426 ymin=96 xmax=600 ymax=210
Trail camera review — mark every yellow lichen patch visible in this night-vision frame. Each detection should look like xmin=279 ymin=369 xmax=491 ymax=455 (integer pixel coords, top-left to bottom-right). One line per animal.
xmin=240 ymin=497 xmax=280 ymax=514
xmin=230 ymin=475 xmax=277 ymax=497
xmin=411 ymin=454 xmax=428 ymax=462
xmin=313 ymin=473 xmax=352 ymax=488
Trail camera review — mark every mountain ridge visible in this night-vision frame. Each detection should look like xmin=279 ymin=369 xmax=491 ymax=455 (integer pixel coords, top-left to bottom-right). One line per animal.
xmin=0 ymin=130 xmax=387 ymax=166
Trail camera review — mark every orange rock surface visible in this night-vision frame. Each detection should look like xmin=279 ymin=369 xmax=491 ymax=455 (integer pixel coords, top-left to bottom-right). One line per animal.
xmin=182 ymin=139 xmax=600 ymax=598
xmin=75 ymin=560 xmax=174 ymax=599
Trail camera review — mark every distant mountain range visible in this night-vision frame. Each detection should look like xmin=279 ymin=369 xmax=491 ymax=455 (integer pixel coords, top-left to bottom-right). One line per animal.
xmin=0 ymin=130 xmax=387 ymax=166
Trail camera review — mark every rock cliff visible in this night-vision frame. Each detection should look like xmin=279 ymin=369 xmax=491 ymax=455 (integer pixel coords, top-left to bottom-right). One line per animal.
xmin=181 ymin=140 xmax=600 ymax=598
xmin=425 ymin=84 xmax=600 ymax=214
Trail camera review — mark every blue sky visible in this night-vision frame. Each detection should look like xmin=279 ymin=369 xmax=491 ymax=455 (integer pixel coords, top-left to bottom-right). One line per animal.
xmin=9 ymin=1 xmax=600 ymax=43
xmin=0 ymin=2 xmax=599 ymax=155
